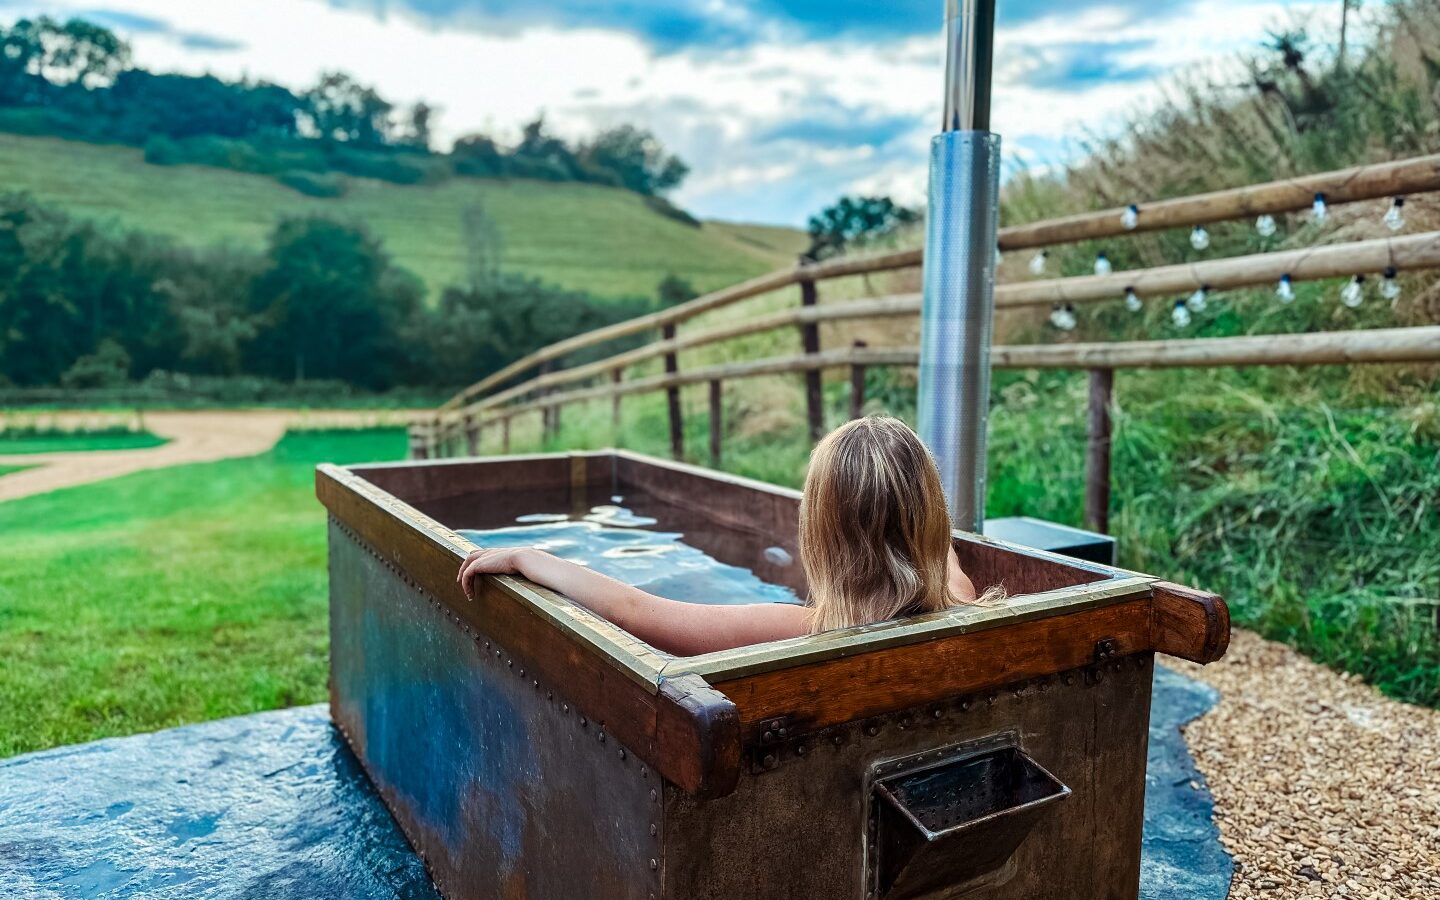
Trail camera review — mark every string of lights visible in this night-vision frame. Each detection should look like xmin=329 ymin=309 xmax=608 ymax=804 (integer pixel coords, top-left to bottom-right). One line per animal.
xmin=1038 ymin=194 xmax=1414 ymax=330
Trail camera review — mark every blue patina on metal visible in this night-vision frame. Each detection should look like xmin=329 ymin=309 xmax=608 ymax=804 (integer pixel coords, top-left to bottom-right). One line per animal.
xmin=0 ymin=668 xmax=1232 ymax=899
xmin=1141 ymin=665 xmax=1234 ymax=900
xmin=0 ymin=705 xmax=437 ymax=900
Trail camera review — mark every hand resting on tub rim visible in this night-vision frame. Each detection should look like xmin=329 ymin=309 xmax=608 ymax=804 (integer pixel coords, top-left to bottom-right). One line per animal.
xmin=458 ymin=416 xmax=1000 ymax=656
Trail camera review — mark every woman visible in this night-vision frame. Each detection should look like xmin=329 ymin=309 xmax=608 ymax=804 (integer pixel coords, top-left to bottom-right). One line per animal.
xmin=458 ymin=416 xmax=991 ymax=655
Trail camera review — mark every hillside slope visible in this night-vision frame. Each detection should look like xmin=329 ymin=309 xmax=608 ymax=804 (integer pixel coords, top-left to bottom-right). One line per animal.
xmin=0 ymin=133 xmax=801 ymax=300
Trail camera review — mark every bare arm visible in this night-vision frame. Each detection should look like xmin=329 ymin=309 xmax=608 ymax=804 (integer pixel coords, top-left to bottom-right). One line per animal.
xmin=459 ymin=547 xmax=810 ymax=656
xmin=947 ymin=544 xmax=978 ymax=603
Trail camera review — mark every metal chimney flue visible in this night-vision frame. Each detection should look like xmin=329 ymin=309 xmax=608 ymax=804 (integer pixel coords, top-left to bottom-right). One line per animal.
xmin=917 ymin=0 xmax=1000 ymax=532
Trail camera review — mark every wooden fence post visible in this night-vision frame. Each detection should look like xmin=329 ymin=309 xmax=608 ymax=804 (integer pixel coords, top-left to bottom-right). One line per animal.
xmin=409 ymin=423 xmax=428 ymax=460
xmin=663 ymin=323 xmax=683 ymax=460
xmin=464 ymin=415 xmax=480 ymax=456
xmin=426 ymin=416 xmax=441 ymax=458
xmin=611 ymin=369 xmax=623 ymax=432
xmin=849 ymin=340 xmax=868 ymax=420
xmin=800 ymin=269 xmax=823 ymax=442
xmin=708 ymin=379 xmax=722 ymax=467
xmin=502 ymin=416 xmax=511 ymax=454
xmin=539 ymin=361 xmax=556 ymax=442
xmin=1085 ymin=368 xmax=1114 ymax=535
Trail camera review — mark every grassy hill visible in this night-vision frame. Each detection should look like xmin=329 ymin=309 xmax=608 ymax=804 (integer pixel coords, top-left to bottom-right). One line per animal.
xmin=0 ymin=133 xmax=804 ymax=300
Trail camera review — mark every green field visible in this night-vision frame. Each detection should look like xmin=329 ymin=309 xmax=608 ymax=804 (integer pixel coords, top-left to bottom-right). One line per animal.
xmin=0 ymin=428 xmax=167 ymax=454
xmin=0 ymin=464 xmax=33 ymax=478
xmin=0 ymin=133 xmax=804 ymax=299
xmin=0 ymin=428 xmax=406 ymax=757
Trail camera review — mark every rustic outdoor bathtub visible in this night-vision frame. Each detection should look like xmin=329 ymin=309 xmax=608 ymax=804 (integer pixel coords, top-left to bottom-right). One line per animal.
xmin=316 ymin=450 xmax=1229 ymax=900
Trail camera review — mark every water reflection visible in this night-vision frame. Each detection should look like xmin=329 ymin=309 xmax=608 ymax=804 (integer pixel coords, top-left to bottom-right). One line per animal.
xmin=459 ymin=506 xmax=800 ymax=607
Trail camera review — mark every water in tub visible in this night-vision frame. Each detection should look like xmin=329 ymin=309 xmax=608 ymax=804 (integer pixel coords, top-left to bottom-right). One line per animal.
xmin=459 ymin=504 xmax=800 ymax=606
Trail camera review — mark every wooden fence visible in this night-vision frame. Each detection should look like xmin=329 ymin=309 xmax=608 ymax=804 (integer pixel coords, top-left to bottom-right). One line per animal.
xmin=415 ymin=154 xmax=1440 ymax=534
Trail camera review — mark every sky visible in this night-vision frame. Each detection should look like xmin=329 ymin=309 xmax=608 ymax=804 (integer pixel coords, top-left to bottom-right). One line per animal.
xmin=3 ymin=0 xmax=1342 ymax=225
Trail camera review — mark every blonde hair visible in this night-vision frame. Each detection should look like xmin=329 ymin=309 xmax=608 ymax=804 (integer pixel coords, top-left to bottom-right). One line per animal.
xmin=799 ymin=416 xmax=979 ymax=632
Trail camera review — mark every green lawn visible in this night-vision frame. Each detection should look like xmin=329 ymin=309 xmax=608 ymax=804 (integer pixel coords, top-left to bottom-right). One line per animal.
xmin=0 ymin=464 xmax=33 ymax=478
xmin=0 ymin=133 xmax=802 ymax=299
xmin=0 ymin=428 xmax=167 ymax=454
xmin=0 ymin=428 xmax=406 ymax=757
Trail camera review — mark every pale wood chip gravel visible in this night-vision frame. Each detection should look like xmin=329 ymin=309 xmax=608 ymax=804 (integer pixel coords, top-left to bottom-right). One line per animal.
xmin=1170 ymin=629 xmax=1440 ymax=899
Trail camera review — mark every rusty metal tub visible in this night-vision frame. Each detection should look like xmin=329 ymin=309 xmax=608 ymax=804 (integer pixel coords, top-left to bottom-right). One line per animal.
xmin=317 ymin=450 xmax=1229 ymax=900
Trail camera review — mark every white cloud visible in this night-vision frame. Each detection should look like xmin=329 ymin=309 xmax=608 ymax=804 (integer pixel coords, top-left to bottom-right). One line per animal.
xmin=6 ymin=0 xmax=1345 ymax=224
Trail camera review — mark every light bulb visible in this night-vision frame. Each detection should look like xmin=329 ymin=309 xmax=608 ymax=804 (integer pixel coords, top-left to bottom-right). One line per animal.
xmin=1190 ymin=226 xmax=1210 ymax=251
xmin=1312 ymin=192 xmax=1328 ymax=223
xmin=1172 ymin=300 xmax=1192 ymax=328
xmin=1340 ymin=275 xmax=1365 ymax=308
xmin=1381 ymin=267 xmax=1401 ymax=302
xmin=1186 ymin=286 xmax=1209 ymax=312
xmin=1384 ymin=197 xmax=1406 ymax=232
xmin=1029 ymin=251 xmax=1048 ymax=275
xmin=1049 ymin=304 xmax=1076 ymax=331
xmin=1120 ymin=204 xmax=1139 ymax=230
xmin=1124 ymin=287 xmax=1143 ymax=312
xmin=1094 ymin=252 xmax=1112 ymax=276
xmin=994 ymin=246 xmax=1003 ymax=267
xmin=1255 ymin=214 xmax=1277 ymax=237
xmin=1276 ymin=274 xmax=1295 ymax=303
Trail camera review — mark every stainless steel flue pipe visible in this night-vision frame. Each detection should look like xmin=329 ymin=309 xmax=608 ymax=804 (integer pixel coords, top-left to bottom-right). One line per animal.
xmin=917 ymin=0 xmax=1000 ymax=532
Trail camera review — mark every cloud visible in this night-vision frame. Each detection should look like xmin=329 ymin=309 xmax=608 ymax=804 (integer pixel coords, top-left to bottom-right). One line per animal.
xmin=80 ymin=7 xmax=244 ymax=52
xmin=756 ymin=102 xmax=918 ymax=150
xmin=328 ymin=0 xmax=756 ymax=52
xmin=4 ymin=0 xmax=1345 ymax=225
xmin=326 ymin=0 xmax=1209 ymax=52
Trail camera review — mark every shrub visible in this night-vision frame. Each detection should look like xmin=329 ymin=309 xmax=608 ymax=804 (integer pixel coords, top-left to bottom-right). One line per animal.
xmin=644 ymin=195 xmax=701 ymax=228
xmin=277 ymin=169 xmax=346 ymax=198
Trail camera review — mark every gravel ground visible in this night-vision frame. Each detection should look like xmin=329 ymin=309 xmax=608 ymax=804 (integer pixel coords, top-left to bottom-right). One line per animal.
xmin=1170 ymin=630 xmax=1440 ymax=899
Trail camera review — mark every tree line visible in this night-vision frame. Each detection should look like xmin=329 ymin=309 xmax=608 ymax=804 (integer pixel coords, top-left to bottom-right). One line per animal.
xmin=0 ymin=193 xmax=680 ymax=392
xmin=0 ymin=17 xmax=690 ymax=201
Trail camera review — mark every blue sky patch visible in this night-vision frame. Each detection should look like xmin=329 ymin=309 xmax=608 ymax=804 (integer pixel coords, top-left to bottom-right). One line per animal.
xmin=1012 ymin=39 xmax=1162 ymax=92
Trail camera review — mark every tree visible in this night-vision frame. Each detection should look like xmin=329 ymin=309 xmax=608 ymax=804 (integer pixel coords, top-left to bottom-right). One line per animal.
xmin=107 ymin=71 xmax=303 ymax=141
xmin=804 ymin=196 xmax=919 ymax=260
xmin=581 ymin=125 xmax=689 ymax=195
xmin=248 ymin=217 xmax=422 ymax=388
xmin=303 ymin=72 xmax=394 ymax=146
xmin=59 ymin=338 xmax=129 ymax=388
xmin=404 ymin=101 xmax=436 ymax=150
xmin=37 ymin=18 xmax=130 ymax=88
xmin=0 ymin=193 xmax=178 ymax=385
xmin=460 ymin=203 xmax=503 ymax=290
xmin=0 ymin=16 xmax=130 ymax=104
xmin=510 ymin=115 xmax=582 ymax=181
xmin=656 ymin=274 xmax=696 ymax=307
xmin=412 ymin=274 xmax=652 ymax=387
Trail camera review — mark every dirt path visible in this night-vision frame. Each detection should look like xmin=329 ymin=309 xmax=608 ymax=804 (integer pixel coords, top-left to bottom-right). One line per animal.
xmin=0 ymin=410 xmax=416 ymax=502
xmin=1171 ymin=630 xmax=1440 ymax=899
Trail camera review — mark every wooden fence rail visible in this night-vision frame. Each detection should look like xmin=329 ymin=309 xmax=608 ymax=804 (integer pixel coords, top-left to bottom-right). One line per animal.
xmin=419 ymin=327 xmax=1440 ymax=533
xmin=438 ymin=154 xmax=1440 ymax=413
xmin=455 ymin=231 xmax=1440 ymax=419
xmin=483 ymin=327 xmax=1440 ymax=420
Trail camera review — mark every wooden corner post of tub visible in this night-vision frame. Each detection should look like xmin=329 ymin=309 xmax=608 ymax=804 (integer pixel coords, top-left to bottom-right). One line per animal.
xmin=656 ymin=673 xmax=742 ymax=800
xmin=1149 ymin=581 xmax=1230 ymax=664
